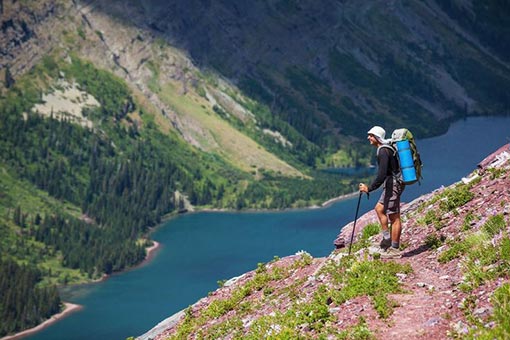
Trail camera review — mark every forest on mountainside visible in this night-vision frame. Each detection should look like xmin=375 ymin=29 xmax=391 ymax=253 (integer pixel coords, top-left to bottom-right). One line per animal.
xmin=0 ymin=258 xmax=61 ymax=336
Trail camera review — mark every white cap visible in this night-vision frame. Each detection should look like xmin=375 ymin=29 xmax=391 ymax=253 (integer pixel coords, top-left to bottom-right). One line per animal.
xmin=367 ymin=126 xmax=386 ymax=143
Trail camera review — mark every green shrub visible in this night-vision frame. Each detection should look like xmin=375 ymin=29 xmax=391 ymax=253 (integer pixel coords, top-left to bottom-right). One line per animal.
xmin=424 ymin=233 xmax=444 ymax=249
xmin=482 ymin=214 xmax=506 ymax=237
xmin=296 ymin=285 xmax=333 ymax=331
xmin=501 ymin=237 xmax=510 ymax=263
xmin=76 ymin=25 xmax=86 ymax=40
xmin=337 ymin=316 xmax=375 ymax=339
xmin=291 ymin=252 xmax=313 ymax=268
xmin=462 ymin=212 xmax=476 ymax=231
xmin=439 ymin=184 xmax=474 ymax=212
xmin=328 ymin=259 xmax=412 ymax=318
xmin=490 ymin=283 xmax=510 ymax=338
xmin=362 ymin=223 xmax=380 ymax=239
xmin=463 ymin=244 xmax=500 ymax=289
xmin=443 ymin=225 xmax=510 ymax=294
xmin=466 ymin=283 xmax=510 ymax=339
xmin=487 ymin=167 xmax=506 ymax=179
xmin=438 ymin=236 xmax=475 ymax=263
xmin=196 ymin=86 xmax=207 ymax=98
xmin=348 ymin=223 xmax=381 ymax=253
xmin=420 ymin=209 xmax=442 ymax=229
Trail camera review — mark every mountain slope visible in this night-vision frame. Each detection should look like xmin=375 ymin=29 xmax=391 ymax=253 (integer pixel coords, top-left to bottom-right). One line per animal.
xmin=138 ymin=144 xmax=510 ymax=339
xmin=92 ymin=0 xmax=510 ymax=148
xmin=4 ymin=0 xmax=509 ymax=166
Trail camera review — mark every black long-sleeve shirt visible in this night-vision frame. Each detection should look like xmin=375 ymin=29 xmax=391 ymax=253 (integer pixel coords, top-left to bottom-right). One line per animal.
xmin=368 ymin=146 xmax=399 ymax=192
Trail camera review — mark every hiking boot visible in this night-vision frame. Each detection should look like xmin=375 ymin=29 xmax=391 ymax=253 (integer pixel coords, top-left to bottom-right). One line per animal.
xmin=380 ymin=247 xmax=402 ymax=259
xmin=379 ymin=238 xmax=391 ymax=250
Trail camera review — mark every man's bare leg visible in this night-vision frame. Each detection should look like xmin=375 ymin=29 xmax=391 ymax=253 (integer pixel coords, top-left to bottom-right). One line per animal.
xmin=375 ymin=203 xmax=388 ymax=231
xmin=375 ymin=203 xmax=391 ymax=249
xmin=389 ymin=213 xmax=402 ymax=248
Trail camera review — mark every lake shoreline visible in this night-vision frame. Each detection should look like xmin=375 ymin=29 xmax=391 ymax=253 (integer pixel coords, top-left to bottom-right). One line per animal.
xmin=1 ymin=241 xmax=162 ymax=340
xmin=320 ymin=191 xmax=359 ymax=207
xmin=0 ymin=303 xmax=82 ymax=340
xmin=139 ymin=240 xmax=161 ymax=268
xmin=186 ymin=191 xmax=360 ymax=215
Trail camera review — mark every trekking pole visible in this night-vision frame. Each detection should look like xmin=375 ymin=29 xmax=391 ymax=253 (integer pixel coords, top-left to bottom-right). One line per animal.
xmin=348 ymin=191 xmax=369 ymax=255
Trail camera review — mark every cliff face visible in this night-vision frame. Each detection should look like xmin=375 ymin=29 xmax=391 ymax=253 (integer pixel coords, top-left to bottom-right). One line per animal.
xmin=139 ymin=144 xmax=510 ymax=339
xmin=0 ymin=0 xmax=68 ymax=77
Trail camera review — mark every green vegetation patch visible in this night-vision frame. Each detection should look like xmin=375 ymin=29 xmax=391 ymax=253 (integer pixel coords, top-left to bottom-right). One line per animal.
xmin=438 ymin=183 xmax=475 ymax=212
xmin=444 ymin=214 xmax=510 ymax=338
xmin=439 ymin=214 xmax=510 ymax=292
xmin=168 ymin=252 xmax=381 ymax=338
xmin=482 ymin=214 xmax=506 ymax=237
xmin=419 ymin=209 xmax=443 ymax=230
xmin=455 ymin=282 xmax=510 ymax=339
xmin=487 ymin=283 xmax=510 ymax=337
xmin=323 ymin=257 xmax=412 ymax=319
xmin=348 ymin=222 xmax=381 ymax=254
xmin=169 ymin=254 xmax=309 ymax=339
xmin=487 ymin=167 xmax=508 ymax=180
xmin=438 ymin=233 xmax=483 ymax=264
xmin=423 ymin=233 xmax=445 ymax=250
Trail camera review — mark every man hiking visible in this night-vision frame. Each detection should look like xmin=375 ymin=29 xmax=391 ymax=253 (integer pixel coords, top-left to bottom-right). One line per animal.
xmin=359 ymin=126 xmax=405 ymax=259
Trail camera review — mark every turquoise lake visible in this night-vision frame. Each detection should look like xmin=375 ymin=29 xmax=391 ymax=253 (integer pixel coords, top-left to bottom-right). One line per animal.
xmin=28 ymin=116 xmax=510 ymax=340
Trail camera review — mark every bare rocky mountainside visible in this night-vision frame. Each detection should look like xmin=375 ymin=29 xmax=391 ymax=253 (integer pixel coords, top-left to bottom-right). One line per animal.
xmin=138 ymin=145 xmax=510 ymax=339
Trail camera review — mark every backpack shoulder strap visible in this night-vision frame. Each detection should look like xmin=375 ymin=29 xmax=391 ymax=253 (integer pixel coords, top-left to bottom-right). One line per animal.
xmin=377 ymin=144 xmax=396 ymax=157
xmin=377 ymin=144 xmax=401 ymax=176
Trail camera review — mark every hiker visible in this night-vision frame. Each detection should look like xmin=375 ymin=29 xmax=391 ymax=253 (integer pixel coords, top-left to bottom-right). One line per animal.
xmin=359 ymin=126 xmax=404 ymax=259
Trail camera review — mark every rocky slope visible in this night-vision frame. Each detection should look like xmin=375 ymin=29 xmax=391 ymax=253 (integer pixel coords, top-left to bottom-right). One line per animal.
xmin=138 ymin=144 xmax=510 ymax=339
xmin=93 ymin=0 xmax=510 ymax=143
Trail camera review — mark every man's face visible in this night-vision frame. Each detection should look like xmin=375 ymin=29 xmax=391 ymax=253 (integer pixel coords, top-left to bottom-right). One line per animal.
xmin=367 ymin=134 xmax=378 ymax=146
